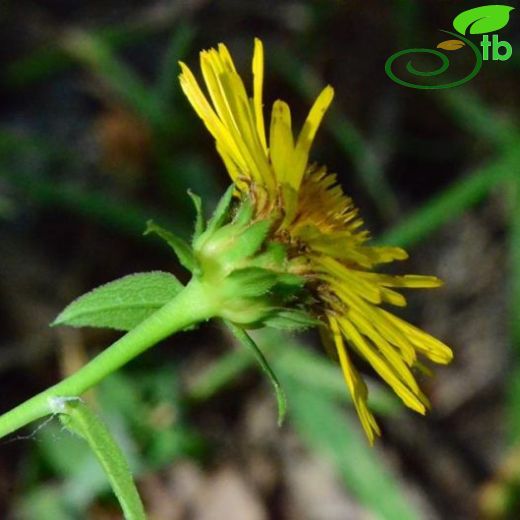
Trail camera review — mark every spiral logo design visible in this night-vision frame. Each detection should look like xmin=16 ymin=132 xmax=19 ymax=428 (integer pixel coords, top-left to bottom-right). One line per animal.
xmin=385 ymin=31 xmax=483 ymax=89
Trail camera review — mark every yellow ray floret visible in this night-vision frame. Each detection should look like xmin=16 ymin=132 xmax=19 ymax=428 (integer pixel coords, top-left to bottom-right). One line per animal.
xmin=179 ymin=38 xmax=333 ymax=195
xmin=179 ymin=38 xmax=454 ymax=443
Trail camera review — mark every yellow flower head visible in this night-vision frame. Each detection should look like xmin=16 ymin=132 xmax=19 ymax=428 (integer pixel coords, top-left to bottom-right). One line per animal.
xmin=179 ymin=38 xmax=453 ymax=443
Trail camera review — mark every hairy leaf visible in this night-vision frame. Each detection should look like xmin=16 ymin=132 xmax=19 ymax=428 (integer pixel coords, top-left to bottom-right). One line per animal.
xmin=53 ymin=272 xmax=183 ymax=330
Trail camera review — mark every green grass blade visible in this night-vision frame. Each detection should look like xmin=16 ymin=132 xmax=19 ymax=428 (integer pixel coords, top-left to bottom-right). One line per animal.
xmin=156 ymin=23 xmax=196 ymax=104
xmin=2 ymin=168 xmax=183 ymax=238
xmin=507 ymin=173 xmax=520 ymax=443
xmin=440 ymin=90 xmax=519 ymax=149
xmin=4 ymin=21 xmax=160 ymax=87
xmin=187 ymin=346 xmax=252 ymax=402
xmin=285 ymin=378 xmax=419 ymax=520
xmin=62 ymin=32 xmax=163 ymax=128
xmin=378 ymin=151 xmax=519 ymax=248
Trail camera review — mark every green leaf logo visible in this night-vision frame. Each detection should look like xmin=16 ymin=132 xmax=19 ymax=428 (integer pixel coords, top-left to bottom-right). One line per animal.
xmin=453 ymin=5 xmax=514 ymax=35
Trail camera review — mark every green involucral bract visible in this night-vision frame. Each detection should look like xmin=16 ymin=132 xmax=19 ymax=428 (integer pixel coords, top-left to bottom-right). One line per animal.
xmin=189 ymin=187 xmax=308 ymax=327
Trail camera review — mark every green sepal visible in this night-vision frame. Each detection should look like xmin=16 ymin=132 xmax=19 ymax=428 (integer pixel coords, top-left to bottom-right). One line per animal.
xmin=263 ymin=309 xmax=321 ymax=331
xmin=187 ymin=189 xmax=205 ymax=242
xmin=52 ymin=271 xmax=183 ymax=331
xmin=269 ymin=273 xmax=306 ymax=300
xmin=224 ymin=267 xmax=279 ymax=298
xmin=249 ymin=242 xmax=287 ymax=270
xmin=144 ymin=220 xmax=195 ymax=272
xmin=224 ymin=321 xmax=287 ymax=426
xmin=232 ymin=197 xmax=254 ymax=228
xmin=220 ymin=219 xmax=272 ymax=266
xmin=204 ymin=184 xmax=235 ymax=236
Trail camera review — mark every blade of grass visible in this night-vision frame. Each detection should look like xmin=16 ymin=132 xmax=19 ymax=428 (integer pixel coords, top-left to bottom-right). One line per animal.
xmin=377 ymin=151 xmax=520 ymax=248
xmin=3 ymin=169 xmax=186 ymax=238
xmin=3 ymin=7 xmax=193 ymax=87
xmin=285 ymin=377 xmax=420 ymax=520
xmin=0 ymin=130 xmax=191 ymax=237
xmin=155 ymin=23 xmax=196 ymax=104
xmin=62 ymin=31 xmax=164 ymax=129
xmin=440 ymin=90 xmax=519 ymax=150
xmin=507 ymin=173 xmax=520 ymax=443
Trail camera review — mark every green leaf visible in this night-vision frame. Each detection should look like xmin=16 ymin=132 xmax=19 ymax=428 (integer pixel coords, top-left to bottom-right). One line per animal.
xmin=53 ymin=272 xmax=183 ymax=330
xmin=453 ymin=5 xmax=514 ymax=35
xmin=53 ymin=398 xmax=146 ymax=520
xmin=224 ymin=321 xmax=287 ymax=426
xmin=144 ymin=220 xmax=195 ymax=271
xmin=187 ymin=189 xmax=205 ymax=242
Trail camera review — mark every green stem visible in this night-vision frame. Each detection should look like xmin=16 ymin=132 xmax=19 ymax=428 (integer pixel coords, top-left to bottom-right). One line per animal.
xmin=0 ymin=278 xmax=215 ymax=439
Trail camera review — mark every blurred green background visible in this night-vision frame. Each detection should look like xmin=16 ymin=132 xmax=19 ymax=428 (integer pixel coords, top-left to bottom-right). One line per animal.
xmin=0 ymin=1 xmax=519 ymax=518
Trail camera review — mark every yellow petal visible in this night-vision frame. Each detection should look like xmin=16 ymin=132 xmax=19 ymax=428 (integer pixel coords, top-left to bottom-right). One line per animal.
xmin=329 ymin=316 xmax=380 ymax=444
xmin=339 ymin=317 xmax=427 ymax=414
xmin=252 ymin=38 xmax=267 ymax=153
xmin=178 ymin=62 xmax=239 ymax=161
xmin=291 ymin=86 xmax=334 ymax=190
xmin=269 ymin=100 xmax=294 ymax=185
xmin=348 ymin=308 xmax=423 ymax=395
xmin=381 ymin=310 xmax=453 ymax=364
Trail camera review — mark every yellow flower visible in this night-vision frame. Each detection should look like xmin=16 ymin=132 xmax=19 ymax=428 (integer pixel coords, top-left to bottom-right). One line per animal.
xmin=179 ymin=38 xmax=453 ymax=443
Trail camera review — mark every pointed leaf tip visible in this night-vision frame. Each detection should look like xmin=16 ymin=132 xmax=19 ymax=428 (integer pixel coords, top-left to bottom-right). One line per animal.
xmin=187 ymin=189 xmax=205 ymax=242
xmin=225 ymin=321 xmax=287 ymax=426
xmin=145 ymin=220 xmax=195 ymax=272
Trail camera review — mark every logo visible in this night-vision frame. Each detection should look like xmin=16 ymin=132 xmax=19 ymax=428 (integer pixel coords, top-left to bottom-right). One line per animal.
xmin=385 ymin=5 xmax=514 ymax=89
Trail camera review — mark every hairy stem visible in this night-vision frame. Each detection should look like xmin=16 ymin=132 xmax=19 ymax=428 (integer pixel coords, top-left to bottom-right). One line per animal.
xmin=0 ymin=278 xmax=215 ymax=439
